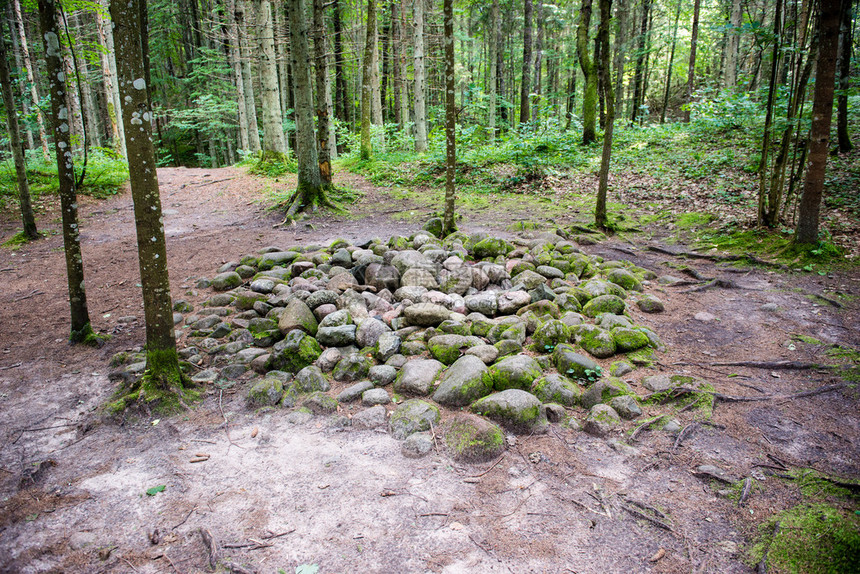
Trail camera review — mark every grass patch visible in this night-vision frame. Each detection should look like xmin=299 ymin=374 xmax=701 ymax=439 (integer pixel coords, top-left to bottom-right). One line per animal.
xmin=240 ymin=153 xmax=297 ymax=177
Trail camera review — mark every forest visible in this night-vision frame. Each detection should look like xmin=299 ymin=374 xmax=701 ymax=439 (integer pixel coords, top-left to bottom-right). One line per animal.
xmin=1 ymin=0 xmax=859 ymax=572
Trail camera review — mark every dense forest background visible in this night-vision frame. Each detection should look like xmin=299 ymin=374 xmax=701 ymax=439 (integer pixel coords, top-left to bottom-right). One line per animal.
xmin=1 ymin=0 xmax=858 ymax=248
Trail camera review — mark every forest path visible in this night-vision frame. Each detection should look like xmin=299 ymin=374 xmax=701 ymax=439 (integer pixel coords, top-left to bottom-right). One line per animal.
xmin=0 ymin=166 xmax=858 ymax=573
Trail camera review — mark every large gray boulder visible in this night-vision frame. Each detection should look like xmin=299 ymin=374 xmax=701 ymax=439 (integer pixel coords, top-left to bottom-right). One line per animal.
xmin=278 ymin=298 xmax=319 ymax=336
xmin=403 ymin=303 xmax=451 ymax=327
xmin=393 ymin=359 xmax=445 ymax=395
xmin=486 ymin=354 xmax=543 ymax=391
xmin=470 ymin=390 xmax=547 ymax=434
xmin=294 ymin=365 xmax=331 ymax=393
xmin=443 ymin=414 xmax=505 ymax=462
xmin=356 ymin=318 xmax=390 ymax=348
xmin=389 ymin=399 xmax=441 ymax=439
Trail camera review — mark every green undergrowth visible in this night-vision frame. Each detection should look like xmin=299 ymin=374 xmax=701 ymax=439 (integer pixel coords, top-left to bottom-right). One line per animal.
xmin=240 ymin=152 xmax=297 ymax=177
xmin=0 ymin=148 xmax=128 ymax=210
xmin=790 ymin=335 xmax=860 ymax=385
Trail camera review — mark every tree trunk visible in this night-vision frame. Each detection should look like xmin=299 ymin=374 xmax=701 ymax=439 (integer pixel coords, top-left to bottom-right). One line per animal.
xmin=836 ymin=0 xmax=853 ymax=151
xmin=398 ymin=0 xmax=409 ymax=126
xmin=0 ymin=18 xmax=38 ymax=240
xmin=630 ymin=0 xmax=650 ymax=124
xmin=533 ymin=0 xmax=543 ymax=122
xmin=371 ymin=5 xmax=384 ymax=128
xmin=236 ymin=0 xmax=262 ymax=153
xmin=96 ymin=0 xmax=126 ymax=155
xmin=577 ymin=0 xmax=597 ymax=144
xmin=660 ymin=0 xmax=681 ymax=124
xmin=795 ymin=0 xmax=842 ymax=244
xmin=333 ymin=0 xmax=347 ymax=124
xmin=489 ymin=0 xmax=499 ymax=142
xmin=520 ymin=0 xmax=533 ymax=125
xmin=613 ymin=0 xmax=626 ymax=119
xmin=723 ymin=0 xmax=742 ymax=88
xmin=274 ymin=1 xmax=291 ymax=137
xmin=413 ymin=0 xmax=428 ymax=152
xmin=757 ymin=0 xmax=784 ymax=226
xmin=361 ymin=0 xmax=377 ymax=158
xmin=382 ymin=2 xmax=392 ymax=121
xmin=38 ymin=0 xmax=96 ymax=344
xmin=595 ymin=0 xmax=614 ymax=230
xmin=225 ymin=0 xmax=251 ymax=151
xmin=7 ymin=3 xmax=34 ymax=151
xmin=112 ymin=0 xmax=187 ymax=395
xmin=443 ymin=0 xmax=456 ymax=236
xmin=15 ymin=0 xmax=50 ymax=159
xmin=683 ymin=0 xmax=701 ymax=122
xmin=392 ymin=1 xmax=402 ymax=125
xmin=312 ymin=0 xmax=332 ymax=185
xmin=288 ymin=0 xmax=325 ymax=210
xmin=256 ymin=0 xmax=288 ymax=158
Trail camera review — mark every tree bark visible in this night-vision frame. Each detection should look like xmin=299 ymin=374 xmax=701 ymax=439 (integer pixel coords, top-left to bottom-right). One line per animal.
xmin=488 ymin=0 xmax=499 ymax=142
xmin=596 ymin=0 xmax=614 ymax=229
xmin=333 ymin=0 xmax=347 ymax=125
xmin=613 ymin=0 xmax=626 ymax=119
xmin=660 ymin=0 xmax=681 ymax=124
xmin=533 ymin=0 xmax=543 ymax=122
xmin=96 ymin=0 xmax=126 ymax=155
xmin=796 ymin=0 xmax=843 ymax=244
xmin=683 ymin=0 xmax=701 ymax=122
xmin=7 ymin=2 xmax=34 ymax=151
xmin=14 ymin=0 xmax=50 ymax=159
xmin=312 ymin=0 xmax=332 ymax=185
xmin=577 ymin=0 xmax=597 ymax=144
xmin=225 ymin=0 xmax=250 ymax=151
xmin=0 ymin=18 xmax=38 ymax=240
xmin=723 ymin=0 xmax=742 ymax=88
xmin=757 ymin=0 xmax=784 ymax=226
xmin=112 ymin=0 xmax=186 ymax=392
xmin=256 ymin=0 xmax=288 ymax=158
xmin=236 ymin=0 xmax=262 ymax=153
xmin=630 ymin=0 xmax=650 ymax=124
xmin=38 ymin=0 xmax=95 ymax=343
xmin=371 ymin=4 xmax=384 ymax=128
xmin=413 ymin=0 xmax=428 ymax=152
xmin=443 ymin=0 xmax=456 ymax=236
xmin=520 ymin=0 xmax=533 ymax=125
xmin=836 ymin=0 xmax=853 ymax=151
xmin=361 ymin=0 xmax=377 ymax=158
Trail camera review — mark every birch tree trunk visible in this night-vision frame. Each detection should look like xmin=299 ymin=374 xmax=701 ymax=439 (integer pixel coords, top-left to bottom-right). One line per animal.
xmin=443 ymin=0 xmax=456 ymax=235
xmin=15 ymin=0 xmax=50 ymax=158
xmin=256 ymin=0 xmax=288 ymax=158
xmin=112 ymin=0 xmax=188 ymax=398
xmin=0 ymin=18 xmax=38 ymax=240
xmin=236 ymin=0 xmax=262 ymax=153
xmin=413 ymin=0 xmax=428 ymax=152
xmin=38 ymin=0 xmax=97 ymax=344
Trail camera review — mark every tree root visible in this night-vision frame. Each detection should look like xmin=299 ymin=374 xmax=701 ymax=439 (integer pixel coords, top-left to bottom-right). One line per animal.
xmin=710 ymin=360 xmax=833 ymax=370
xmin=679 ymin=278 xmax=743 ymax=293
xmin=646 ymin=245 xmax=789 ymax=271
xmin=645 ymin=383 xmax=845 ymax=405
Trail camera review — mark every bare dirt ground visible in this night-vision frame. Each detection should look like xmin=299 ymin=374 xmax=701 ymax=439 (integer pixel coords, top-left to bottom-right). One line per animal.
xmin=0 ymin=167 xmax=858 ymax=573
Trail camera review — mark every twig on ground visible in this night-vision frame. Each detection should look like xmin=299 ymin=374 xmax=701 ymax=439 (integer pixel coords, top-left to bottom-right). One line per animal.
xmin=810 ymin=293 xmax=843 ymax=308
xmin=12 ymin=289 xmax=43 ymax=302
xmin=738 ymin=477 xmax=753 ymax=507
xmin=163 ymin=552 xmax=182 ymax=574
xmin=172 ymin=506 xmax=197 ymax=530
xmin=757 ymin=521 xmax=781 ymax=573
xmin=620 ymin=503 xmax=676 ymax=533
xmin=0 ymin=362 xmax=22 ymax=371
xmin=467 ymin=454 xmax=505 ymax=478
xmin=673 ymin=423 xmax=700 ymax=453
xmin=193 ymin=177 xmax=235 ymax=187
xmin=123 ymin=558 xmax=141 ymax=573
xmin=198 ymin=528 xmax=219 ymax=571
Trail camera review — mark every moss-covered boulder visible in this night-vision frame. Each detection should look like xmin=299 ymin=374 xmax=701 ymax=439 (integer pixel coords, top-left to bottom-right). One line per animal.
xmin=278 ymin=298 xmax=319 ymax=336
xmin=611 ymin=327 xmax=650 ymax=352
xmin=531 ymin=374 xmax=581 ymax=407
xmin=403 ymin=303 xmax=451 ymax=327
xmin=294 ymin=365 xmax=331 ymax=393
xmin=472 ymin=237 xmax=513 ymax=259
xmin=258 ymin=251 xmax=300 ymax=271
xmin=609 ymin=395 xmax=642 ymax=419
xmin=246 ymin=378 xmax=284 ymax=407
xmin=511 ymin=269 xmax=547 ymax=290
xmin=393 ymin=359 xmax=445 ymax=395
xmin=552 ymin=344 xmax=602 ymax=380
xmin=211 ymin=271 xmax=242 ymax=291
xmin=248 ymin=318 xmax=281 ymax=347
xmin=582 ymin=295 xmax=626 ymax=318
xmin=443 ymin=414 xmax=505 ymax=463
xmin=583 ymin=404 xmax=621 ymax=437
xmin=332 ymin=353 xmax=373 ymax=382
xmin=432 ymin=355 xmax=492 ymax=407
xmin=581 ymin=377 xmax=634 ymax=409
xmin=487 ymin=354 xmax=543 ymax=391
xmin=636 ymin=294 xmax=665 ymax=313
xmin=471 ymin=389 xmax=547 ymax=434
xmin=427 ymin=334 xmax=483 ymax=365
xmin=302 ymin=391 xmax=338 ymax=414
xmin=575 ymin=324 xmax=617 ymax=358
xmin=265 ymin=330 xmax=323 ymax=373
xmin=532 ymin=320 xmax=571 ymax=353
xmin=389 ymin=399 xmax=441 ymax=439
xmin=606 ymin=268 xmax=643 ymax=291
xmin=233 ymin=289 xmax=268 ymax=311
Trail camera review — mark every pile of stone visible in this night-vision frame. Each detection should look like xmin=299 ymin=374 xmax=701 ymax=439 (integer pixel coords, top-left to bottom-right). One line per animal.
xmin=113 ymin=221 xmax=703 ymax=461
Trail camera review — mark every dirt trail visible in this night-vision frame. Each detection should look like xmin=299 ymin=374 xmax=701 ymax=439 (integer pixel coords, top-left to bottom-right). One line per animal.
xmin=0 ymin=167 xmax=858 ymax=573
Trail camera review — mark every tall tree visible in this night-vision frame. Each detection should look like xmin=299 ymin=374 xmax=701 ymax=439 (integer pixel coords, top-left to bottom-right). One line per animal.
xmin=38 ymin=0 xmax=98 ymax=345
xmin=361 ymin=0 xmax=377 ymax=158
xmin=112 ymin=0 xmax=190 ymax=402
xmin=15 ymin=0 xmax=50 ymax=158
xmin=757 ymin=0 xmax=784 ymax=226
xmin=836 ymin=0 xmax=853 ymax=151
xmin=796 ymin=0 xmax=843 ymax=244
xmin=520 ymin=0 xmax=533 ymax=124
xmin=0 ymin=17 xmax=38 ymax=240
xmin=333 ymin=0 xmax=347 ymax=125
xmin=723 ymin=0 xmax=742 ymax=88
xmin=413 ymin=0 xmax=428 ymax=152
xmin=595 ymin=0 xmax=614 ymax=229
xmin=488 ymin=0 xmax=499 ymax=142
xmin=577 ymin=0 xmax=598 ymax=144
xmin=256 ymin=0 xmax=288 ymax=159
xmin=442 ymin=0 xmax=456 ymax=235
xmin=96 ymin=0 xmax=126 ymax=155
xmin=313 ymin=0 xmax=334 ymax=183
xmin=630 ymin=0 xmax=650 ymax=124
xmin=660 ymin=0 xmax=682 ymax=123
xmin=236 ymin=0 xmax=262 ymax=154
xmin=683 ymin=0 xmax=701 ymax=122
